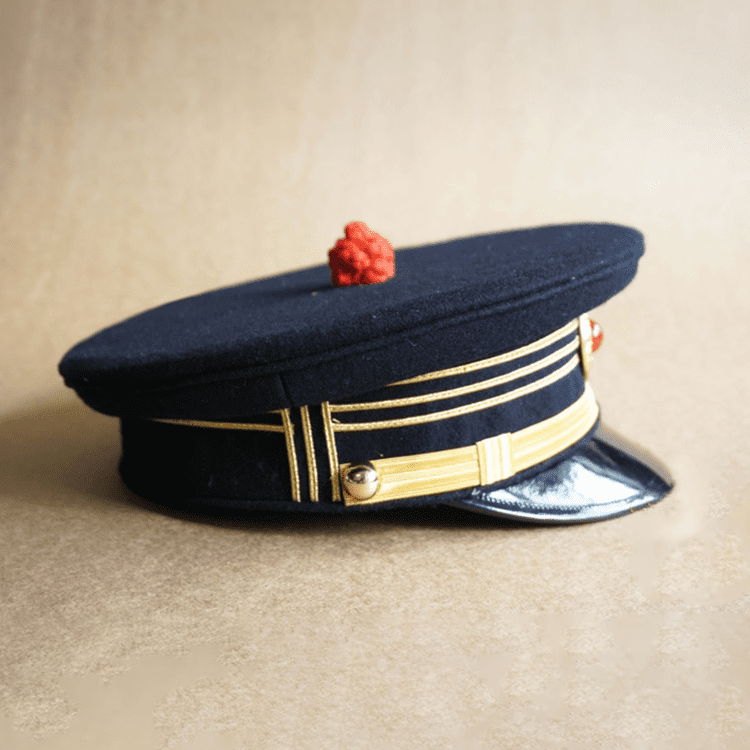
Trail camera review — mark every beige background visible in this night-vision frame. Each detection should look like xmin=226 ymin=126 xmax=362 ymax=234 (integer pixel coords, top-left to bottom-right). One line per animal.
xmin=1 ymin=0 xmax=749 ymax=747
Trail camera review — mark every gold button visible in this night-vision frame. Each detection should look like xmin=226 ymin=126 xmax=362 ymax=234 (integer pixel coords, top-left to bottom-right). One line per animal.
xmin=341 ymin=462 xmax=380 ymax=501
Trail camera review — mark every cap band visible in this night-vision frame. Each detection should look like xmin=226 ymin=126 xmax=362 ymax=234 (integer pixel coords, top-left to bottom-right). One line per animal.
xmin=145 ymin=316 xmax=597 ymax=507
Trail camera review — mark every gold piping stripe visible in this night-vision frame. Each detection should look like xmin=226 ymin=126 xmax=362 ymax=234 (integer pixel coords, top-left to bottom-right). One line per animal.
xmin=389 ymin=320 xmax=578 ymax=386
xmin=321 ymin=401 xmax=341 ymax=502
xmin=341 ymin=384 xmax=598 ymax=505
xmin=331 ymin=337 xmax=580 ymax=413
xmin=578 ymin=313 xmax=593 ymax=380
xmin=300 ymin=406 xmax=319 ymax=503
xmin=152 ymin=418 xmax=285 ymax=432
xmin=280 ymin=409 xmax=301 ymax=502
xmin=332 ymin=354 xmax=579 ymax=432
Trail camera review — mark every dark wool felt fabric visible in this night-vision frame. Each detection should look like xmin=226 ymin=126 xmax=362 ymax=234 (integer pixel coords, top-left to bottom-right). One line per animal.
xmin=120 ymin=420 xmax=599 ymax=513
xmin=59 ymin=223 xmax=643 ymax=420
xmin=119 ymin=341 xmax=584 ymax=507
xmin=120 ymin=421 xmax=601 ymax=515
xmin=119 ymin=386 xmax=595 ymax=512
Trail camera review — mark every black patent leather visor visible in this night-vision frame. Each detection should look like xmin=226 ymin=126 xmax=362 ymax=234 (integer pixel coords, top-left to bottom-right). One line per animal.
xmin=447 ymin=425 xmax=673 ymax=524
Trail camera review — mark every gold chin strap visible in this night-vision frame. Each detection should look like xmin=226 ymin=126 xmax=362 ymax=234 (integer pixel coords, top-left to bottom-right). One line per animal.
xmin=339 ymin=383 xmax=599 ymax=506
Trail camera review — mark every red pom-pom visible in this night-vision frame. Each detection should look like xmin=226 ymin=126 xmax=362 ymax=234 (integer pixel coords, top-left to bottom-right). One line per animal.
xmin=328 ymin=222 xmax=395 ymax=287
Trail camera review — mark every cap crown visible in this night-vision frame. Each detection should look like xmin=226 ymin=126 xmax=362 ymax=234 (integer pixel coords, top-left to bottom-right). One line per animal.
xmin=59 ymin=223 xmax=643 ymax=420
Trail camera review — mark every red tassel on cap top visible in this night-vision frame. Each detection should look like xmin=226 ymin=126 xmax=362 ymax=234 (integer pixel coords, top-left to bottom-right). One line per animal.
xmin=328 ymin=222 xmax=395 ymax=287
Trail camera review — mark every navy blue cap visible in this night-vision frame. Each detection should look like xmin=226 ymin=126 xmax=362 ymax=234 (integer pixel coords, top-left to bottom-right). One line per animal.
xmin=59 ymin=223 xmax=673 ymax=522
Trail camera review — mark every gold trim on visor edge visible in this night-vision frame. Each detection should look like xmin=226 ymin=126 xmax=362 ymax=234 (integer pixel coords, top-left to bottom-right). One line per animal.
xmin=339 ymin=383 xmax=599 ymax=506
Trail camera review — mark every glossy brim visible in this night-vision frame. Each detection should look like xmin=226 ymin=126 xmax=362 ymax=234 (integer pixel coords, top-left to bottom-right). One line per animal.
xmin=447 ymin=424 xmax=673 ymax=524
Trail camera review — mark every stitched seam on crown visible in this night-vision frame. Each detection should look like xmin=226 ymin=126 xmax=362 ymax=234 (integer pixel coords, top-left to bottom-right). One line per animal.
xmin=277 ymin=372 xmax=294 ymax=406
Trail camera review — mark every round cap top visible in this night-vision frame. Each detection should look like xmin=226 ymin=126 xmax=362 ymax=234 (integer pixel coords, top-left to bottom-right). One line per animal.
xmin=59 ymin=223 xmax=643 ymax=419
